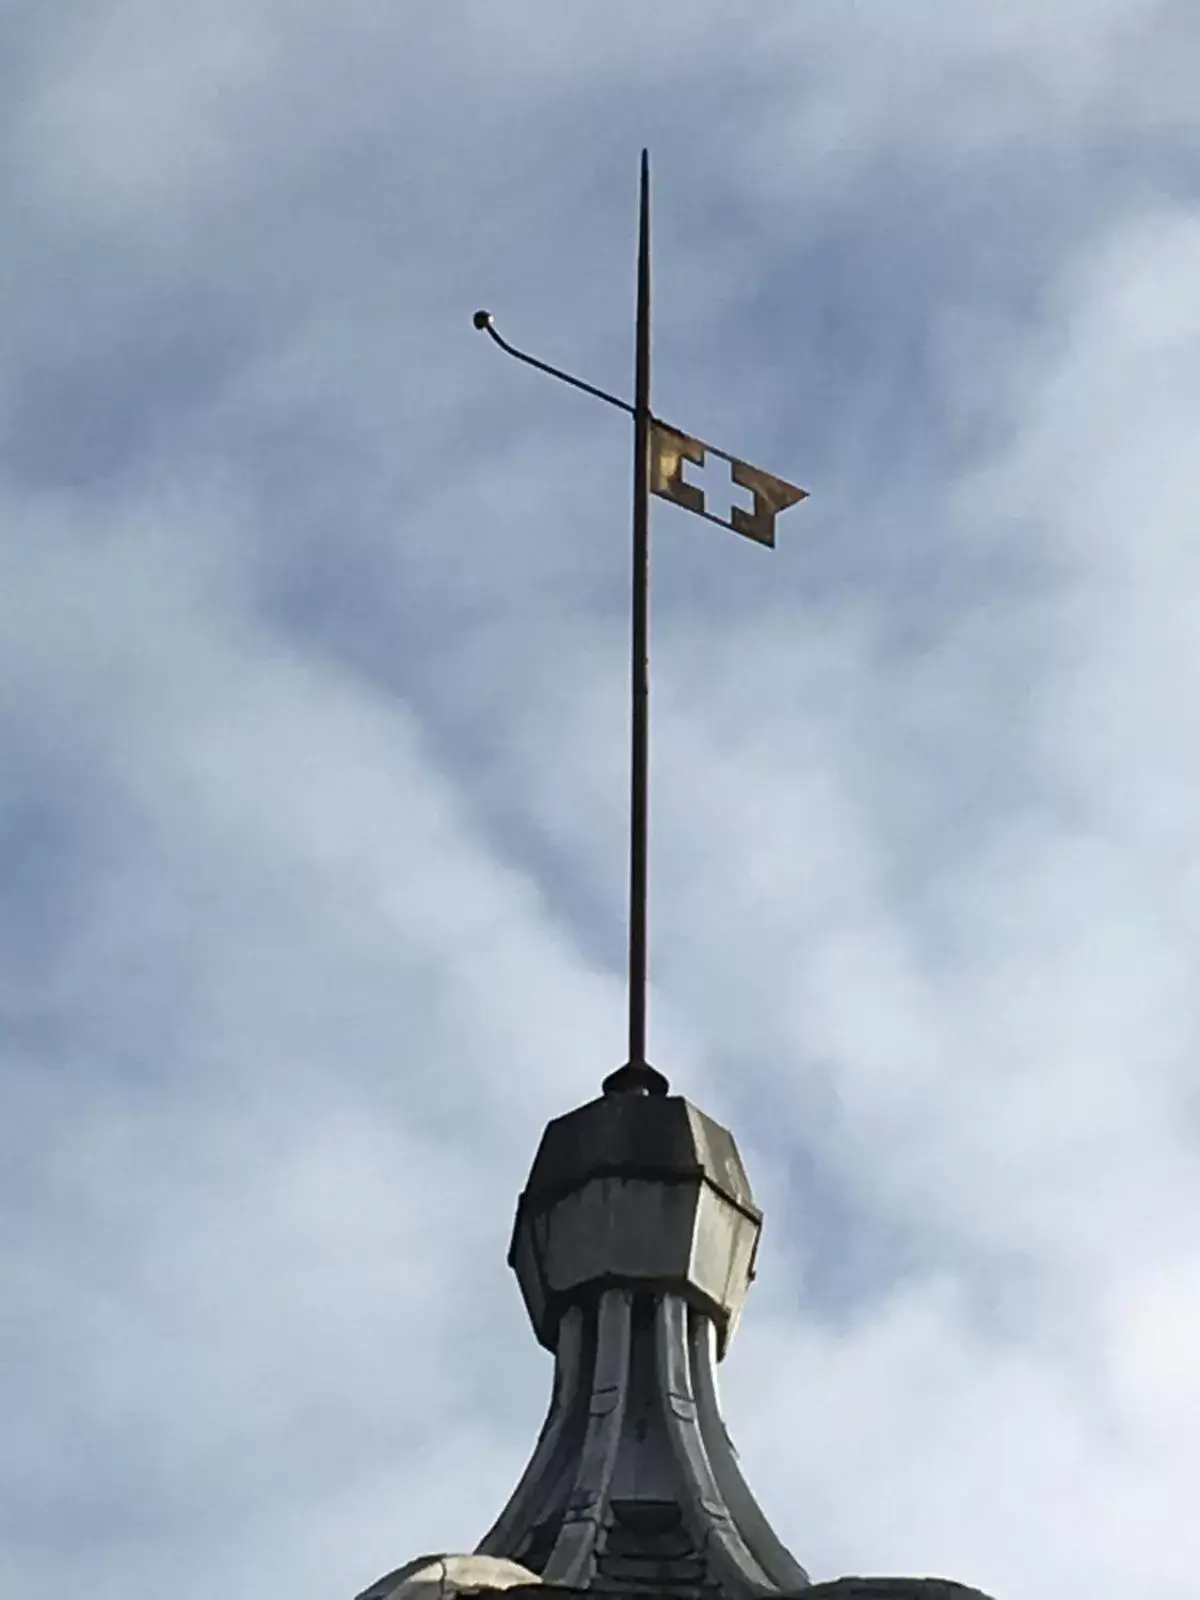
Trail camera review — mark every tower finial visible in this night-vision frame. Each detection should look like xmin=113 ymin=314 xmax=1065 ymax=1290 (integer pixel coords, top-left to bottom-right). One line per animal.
xmin=472 ymin=152 xmax=807 ymax=1100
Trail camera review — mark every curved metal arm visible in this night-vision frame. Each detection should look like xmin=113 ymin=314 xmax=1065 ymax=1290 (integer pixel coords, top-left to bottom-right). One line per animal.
xmin=474 ymin=310 xmax=635 ymax=417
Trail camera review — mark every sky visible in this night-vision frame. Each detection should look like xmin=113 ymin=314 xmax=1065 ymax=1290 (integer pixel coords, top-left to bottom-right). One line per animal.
xmin=2 ymin=3 xmax=1199 ymax=1597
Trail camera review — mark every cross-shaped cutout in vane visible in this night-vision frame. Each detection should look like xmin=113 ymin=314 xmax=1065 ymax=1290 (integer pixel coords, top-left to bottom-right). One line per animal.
xmin=681 ymin=450 xmax=755 ymax=526
xmin=649 ymin=421 xmax=807 ymax=547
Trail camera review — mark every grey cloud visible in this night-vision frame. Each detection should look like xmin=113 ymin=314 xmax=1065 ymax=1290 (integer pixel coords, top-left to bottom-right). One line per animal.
xmin=3 ymin=3 xmax=1200 ymax=1599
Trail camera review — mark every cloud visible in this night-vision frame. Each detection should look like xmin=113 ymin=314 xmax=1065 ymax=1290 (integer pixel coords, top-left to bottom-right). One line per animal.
xmin=2 ymin=3 xmax=1200 ymax=1599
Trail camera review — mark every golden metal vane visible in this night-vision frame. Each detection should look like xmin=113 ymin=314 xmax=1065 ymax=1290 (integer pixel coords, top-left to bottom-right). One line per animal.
xmin=649 ymin=422 xmax=808 ymax=548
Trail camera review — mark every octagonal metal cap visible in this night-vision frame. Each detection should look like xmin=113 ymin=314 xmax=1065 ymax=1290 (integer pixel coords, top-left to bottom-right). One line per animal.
xmin=508 ymin=1093 xmax=762 ymax=1358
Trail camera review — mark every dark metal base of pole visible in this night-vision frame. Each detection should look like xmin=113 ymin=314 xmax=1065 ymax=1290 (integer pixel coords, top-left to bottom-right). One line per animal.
xmin=601 ymin=1059 xmax=670 ymax=1096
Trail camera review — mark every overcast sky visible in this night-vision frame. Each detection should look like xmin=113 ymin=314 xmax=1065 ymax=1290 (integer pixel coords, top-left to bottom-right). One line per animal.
xmin=3 ymin=4 xmax=1200 ymax=1598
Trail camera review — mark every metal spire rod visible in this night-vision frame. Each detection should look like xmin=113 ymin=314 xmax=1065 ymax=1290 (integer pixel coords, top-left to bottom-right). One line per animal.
xmin=474 ymin=150 xmax=667 ymax=1097
xmin=620 ymin=148 xmax=658 ymax=1093
xmin=473 ymin=152 xmax=806 ymax=1098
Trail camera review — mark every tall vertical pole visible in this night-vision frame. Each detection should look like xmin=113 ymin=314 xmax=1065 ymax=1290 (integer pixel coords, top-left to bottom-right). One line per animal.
xmin=598 ymin=153 xmax=668 ymax=1098
xmin=477 ymin=155 xmax=802 ymax=1102
xmin=628 ymin=149 xmax=653 ymax=1077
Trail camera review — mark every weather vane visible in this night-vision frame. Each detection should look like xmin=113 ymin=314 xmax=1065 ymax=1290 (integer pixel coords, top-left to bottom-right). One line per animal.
xmin=474 ymin=149 xmax=807 ymax=1099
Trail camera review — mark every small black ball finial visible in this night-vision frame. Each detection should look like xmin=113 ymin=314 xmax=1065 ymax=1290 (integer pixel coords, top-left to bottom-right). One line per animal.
xmin=473 ymin=309 xmax=493 ymax=331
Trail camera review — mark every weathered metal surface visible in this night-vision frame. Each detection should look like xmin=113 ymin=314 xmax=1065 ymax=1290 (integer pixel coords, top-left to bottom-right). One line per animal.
xmin=518 ymin=1095 xmax=757 ymax=1216
xmin=355 ymin=1554 xmax=539 ymax=1600
xmin=480 ymin=1087 xmax=807 ymax=1600
xmin=381 ymin=1070 xmax=998 ymax=1600
xmin=542 ymin=1290 xmax=634 ymax=1586
xmin=688 ymin=1314 xmax=810 ymax=1592
xmin=477 ymin=1306 xmax=588 ymax=1562
xmin=508 ymin=1094 xmax=761 ymax=1358
xmin=654 ymin=1294 xmax=780 ymax=1595
xmin=371 ymin=1079 xmax=997 ymax=1600
xmin=477 ymin=1286 xmax=809 ymax=1600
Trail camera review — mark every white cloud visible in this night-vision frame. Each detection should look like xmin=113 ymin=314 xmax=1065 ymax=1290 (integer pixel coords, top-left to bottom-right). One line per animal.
xmin=3 ymin=3 xmax=1200 ymax=1599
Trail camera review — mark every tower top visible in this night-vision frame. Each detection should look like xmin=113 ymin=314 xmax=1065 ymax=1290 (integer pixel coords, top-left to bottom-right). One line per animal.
xmin=349 ymin=156 xmax=996 ymax=1600
xmin=355 ymin=1081 xmax=998 ymax=1600
xmin=478 ymin=1083 xmax=807 ymax=1595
